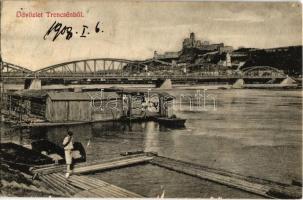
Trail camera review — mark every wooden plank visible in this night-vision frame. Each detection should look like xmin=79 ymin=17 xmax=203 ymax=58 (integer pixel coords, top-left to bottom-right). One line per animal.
xmin=45 ymin=174 xmax=74 ymax=194
xmin=43 ymin=174 xmax=75 ymax=196
xmin=39 ymin=176 xmax=62 ymax=194
xmin=85 ymin=189 xmax=108 ymax=198
xmin=105 ymin=185 xmax=142 ymax=197
xmin=108 ymin=184 xmax=143 ymax=197
xmin=87 ymin=189 xmax=109 ymax=198
xmin=69 ymin=176 xmax=98 ymax=189
xmin=51 ymin=173 xmax=82 ymax=194
xmin=45 ymin=173 xmax=78 ymax=195
xmin=89 ymin=187 xmax=124 ymax=198
xmin=73 ymin=156 xmax=152 ymax=174
xmin=39 ymin=176 xmax=69 ymax=197
xmin=73 ymin=191 xmax=86 ymax=197
xmin=194 ymin=169 xmax=270 ymax=195
xmin=100 ymin=186 xmax=134 ymax=198
xmin=32 ymin=181 xmax=62 ymax=196
xmin=71 ymin=175 xmax=130 ymax=197
xmin=150 ymin=156 xmax=302 ymax=199
xmin=70 ymin=175 xmax=108 ymax=188
xmin=69 ymin=175 xmax=142 ymax=197
xmin=32 ymin=154 xmax=153 ymax=175
xmin=68 ymin=176 xmax=92 ymax=190
xmin=87 ymin=182 xmax=131 ymax=198
xmin=83 ymin=177 xmax=141 ymax=197
xmin=103 ymin=186 xmax=135 ymax=197
xmin=74 ymin=156 xmax=151 ymax=171
xmin=74 ymin=189 xmax=100 ymax=198
xmin=73 ymin=175 xmax=143 ymax=197
xmin=151 ymin=158 xmax=271 ymax=198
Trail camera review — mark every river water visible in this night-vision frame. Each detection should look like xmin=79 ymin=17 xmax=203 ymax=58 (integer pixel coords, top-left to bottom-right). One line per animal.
xmin=1 ymin=89 xmax=302 ymax=198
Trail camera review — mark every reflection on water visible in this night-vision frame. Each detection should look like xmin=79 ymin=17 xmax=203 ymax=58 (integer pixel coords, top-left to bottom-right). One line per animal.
xmin=1 ymin=89 xmax=302 ymax=198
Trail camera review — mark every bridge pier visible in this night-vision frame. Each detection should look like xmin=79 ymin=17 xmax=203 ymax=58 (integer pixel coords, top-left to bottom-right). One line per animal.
xmin=26 ymin=78 xmax=42 ymax=90
xmin=280 ymin=76 xmax=297 ymax=85
xmin=158 ymin=79 xmax=172 ymax=89
xmin=232 ymin=79 xmax=244 ymax=89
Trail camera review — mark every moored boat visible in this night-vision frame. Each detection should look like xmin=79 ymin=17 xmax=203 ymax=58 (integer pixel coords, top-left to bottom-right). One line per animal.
xmin=154 ymin=117 xmax=186 ymax=127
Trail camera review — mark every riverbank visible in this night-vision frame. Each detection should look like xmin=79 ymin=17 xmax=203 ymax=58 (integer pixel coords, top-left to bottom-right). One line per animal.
xmin=0 ymin=164 xmax=50 ymax=197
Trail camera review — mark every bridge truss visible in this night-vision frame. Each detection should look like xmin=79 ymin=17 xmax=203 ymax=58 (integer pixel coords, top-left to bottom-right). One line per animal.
xmin=1 ymin=59 xmax=287 ymax=81
xmin=241 ymin=66 xmax=285 ymax=77
xmin=1 ymin=61 xmax=33 ymax=77
xmin=35 ymin=58 xmax=146 ymax=78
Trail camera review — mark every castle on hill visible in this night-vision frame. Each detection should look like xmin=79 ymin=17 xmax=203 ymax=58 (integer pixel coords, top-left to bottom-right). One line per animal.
xmin=182 ymin=32 xmax=233 ymax=53
xmin=153 ymin=32 xmax=233 ymax=61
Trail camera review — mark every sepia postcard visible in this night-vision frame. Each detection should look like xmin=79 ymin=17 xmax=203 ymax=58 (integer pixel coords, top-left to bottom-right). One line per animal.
xmin=0 ymin=0 xmax=302 ymax=198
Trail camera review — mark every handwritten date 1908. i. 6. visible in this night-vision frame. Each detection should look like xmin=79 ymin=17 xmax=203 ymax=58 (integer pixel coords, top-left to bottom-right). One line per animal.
xmin=43 ymin=21 xmax=102 ymax=41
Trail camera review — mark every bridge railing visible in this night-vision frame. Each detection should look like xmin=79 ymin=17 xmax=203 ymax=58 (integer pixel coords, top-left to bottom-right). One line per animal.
xmin=2 ymin=72 xmax=287 ymax=80
xmin=1 ymin=72 xmax=34 ymax=78
xmin=30 ymin=72 xmax=287 ymax=79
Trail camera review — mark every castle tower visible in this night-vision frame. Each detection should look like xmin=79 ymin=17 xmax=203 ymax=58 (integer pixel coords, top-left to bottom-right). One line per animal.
xmin=190 ymin=32 xmax=195 ymax=40
xmin=190 ymin=32 xmax=195 ymax=47
xmin=153 ymin=51 xmax=158 ymax=59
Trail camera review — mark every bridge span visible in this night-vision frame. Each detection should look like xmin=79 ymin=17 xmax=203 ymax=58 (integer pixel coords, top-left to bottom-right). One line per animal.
xmin=0 ymin=59 xmax=296 ymax=87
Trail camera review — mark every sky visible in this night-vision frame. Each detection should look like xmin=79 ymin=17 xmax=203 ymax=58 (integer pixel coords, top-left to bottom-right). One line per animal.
xmin=1 ymin=0 xmax=302 ymax=70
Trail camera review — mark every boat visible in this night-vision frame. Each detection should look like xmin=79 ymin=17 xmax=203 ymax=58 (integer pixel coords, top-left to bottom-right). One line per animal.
xmin=154 ymin=117 xmax=186 ymax=127
xmin=0 ymin=142 xmax=54 ymax=172
xmin=31 ymin=140 xmax=86 ymax=164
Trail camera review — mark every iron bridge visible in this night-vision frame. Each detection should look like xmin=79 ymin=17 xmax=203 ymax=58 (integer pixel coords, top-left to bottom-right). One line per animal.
xmin=1 ymin=59 xmax=288 ymax=81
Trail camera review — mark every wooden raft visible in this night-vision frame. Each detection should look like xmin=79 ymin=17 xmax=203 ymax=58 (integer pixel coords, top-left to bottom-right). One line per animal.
xmin=32 ymin=155 xmax=151 ymax=197
xmin=38 ymin=172 xmax=142 ymax=197
xmin=32 ymin=152 xmax=301 ymax=198
xmin=31 ymin=154 xmax=153 ymax=175
xmin=149 ymin=155 xmax=302 ymax=199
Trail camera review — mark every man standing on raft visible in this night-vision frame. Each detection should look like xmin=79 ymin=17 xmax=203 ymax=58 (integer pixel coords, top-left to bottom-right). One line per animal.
xmin=63 ymin=130 xmax=74 ymax=179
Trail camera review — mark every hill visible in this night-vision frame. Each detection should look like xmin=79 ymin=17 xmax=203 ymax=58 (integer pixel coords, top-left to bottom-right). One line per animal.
xmin=233 ymin=46 xmax=302 ymax=76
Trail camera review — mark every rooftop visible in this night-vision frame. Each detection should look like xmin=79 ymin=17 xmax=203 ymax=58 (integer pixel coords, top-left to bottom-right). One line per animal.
xmin=9 ymin=90 xmax=121 ymax=101
xmin=48 ymin=91 xmax=120 ymax=101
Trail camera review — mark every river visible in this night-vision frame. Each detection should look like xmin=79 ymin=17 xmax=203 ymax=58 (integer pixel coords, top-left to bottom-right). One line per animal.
xmin=1 ymin=89 xmax=301 ymax=198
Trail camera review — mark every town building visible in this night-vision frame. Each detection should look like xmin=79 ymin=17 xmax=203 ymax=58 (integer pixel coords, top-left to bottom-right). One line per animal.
xmin=219 ymin=46 xmax=234 ymax=53
xmin=153 ymin=51 xmax=181 ymax=60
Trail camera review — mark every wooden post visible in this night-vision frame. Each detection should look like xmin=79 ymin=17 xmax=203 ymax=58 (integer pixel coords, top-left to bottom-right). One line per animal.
xmin=128 ymin=94 xmax=132 ymax=117
xmin=159 ymin=95 xmax=164 ymax=117
xmin=120 ymin=91 xmax=124 ymax=117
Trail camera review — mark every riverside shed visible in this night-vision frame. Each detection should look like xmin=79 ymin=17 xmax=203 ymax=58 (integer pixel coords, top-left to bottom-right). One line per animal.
xmin=8 ymin=90 xmax=122 ymax=122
